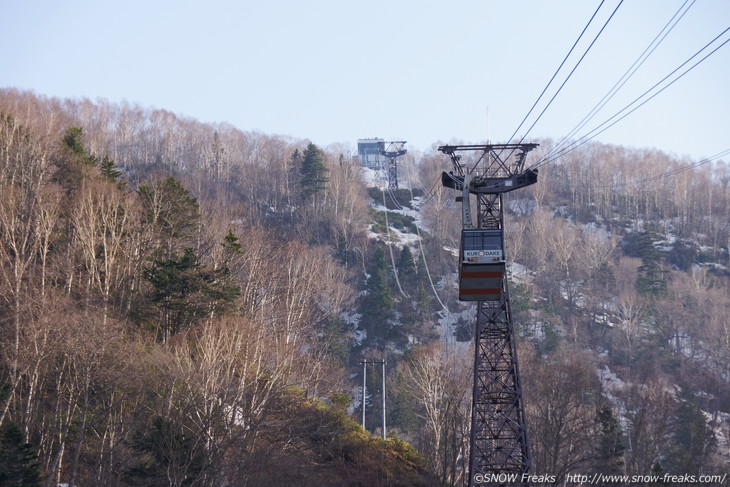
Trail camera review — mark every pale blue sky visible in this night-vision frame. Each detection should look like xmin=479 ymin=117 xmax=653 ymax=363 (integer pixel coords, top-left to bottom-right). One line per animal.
xmin=1 ymin=0 xmax=728 ymax=160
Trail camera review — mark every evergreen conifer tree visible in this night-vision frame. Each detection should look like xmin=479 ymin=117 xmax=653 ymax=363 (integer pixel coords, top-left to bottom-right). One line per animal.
xmin=634 ymin=231 xmax=667 ymax=297
xmin=54 ymin=126 xmax=98 ymax=195
xmin=290 ymin=148 xmax=302 ymax=165
xmin=415 ymin=282 xmax=432 ymax=321
xmin=138 ymin=176 xmax=200 ymax=258
xmin=0 ymin=423 xmax=41 ymax=486
xmin=100 ymin=155 xmax=123 ymax=182
xmin=397 ymin=245 xmax=417 ymax=285
xmin=300 ymin=143 xmax=329 ymax=203
xmin=665 ymin=389 xmax=716 ymax=475
xmin=360 ymin=247 xmax=395 ymax=344
xmin=124 ymin=416 xmax=205 ymax=486
xmin=221 ymin=228 xmax=243 ymax=254
xmin=594 ymin=406 xmax=626 ymax=475
xmin=143 ymin=247 xmax=240 ymax=341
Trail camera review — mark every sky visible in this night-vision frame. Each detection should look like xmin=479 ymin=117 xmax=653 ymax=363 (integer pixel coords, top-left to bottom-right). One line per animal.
xmin=1 ymin=0 xmax=728 ymax=160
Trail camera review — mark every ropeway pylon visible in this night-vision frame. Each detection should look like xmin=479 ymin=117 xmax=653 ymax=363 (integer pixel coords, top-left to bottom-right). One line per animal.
xmin=439 ymin=143 xmax=538 ymax=487
xmin=381 ymin=141 xmax=407 ymax=189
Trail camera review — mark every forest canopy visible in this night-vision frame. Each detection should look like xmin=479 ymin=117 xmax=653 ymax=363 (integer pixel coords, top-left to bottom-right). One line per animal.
xmin=0 ymin=88 xmax=728 ymax=486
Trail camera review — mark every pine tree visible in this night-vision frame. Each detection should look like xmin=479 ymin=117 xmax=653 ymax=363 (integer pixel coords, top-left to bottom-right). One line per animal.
xmin=397 ymin=245 xmax=417 ymax=285
xmin=629 ymin=231 xmax=668 ymax=297
xmin=99 ymin=155 xmax=123 ymax=182
xmin=593 ymin=406 xmax=626 ymax=476
xmin=143 ymin=248 xmax=240 ymax=341
xmin=290 ymin=148 xmax=302 ymax=166
xmin=138 ymin=176 xmax=201 ymax=258
xmin=360 ymin=247 xmax=395 ymax=344
xmin=124 ymin=416 xmax=205 ymax=486
xmin=221 ymin=228 xmax=243 ymax=254
xmin=665 ymin=389 xmax=716 ymax=475
xmin=0 ymin=423 xmax=41 ymax=486
xmin=54 ymin=126 xmax=98 ymax=195
xmin=300 ymin=143 xmax=329 ymax=203
xmin=63 ymin=127 xmax=96 ymax=164
xmin=415 ymin=282 xmax=432 ymax=321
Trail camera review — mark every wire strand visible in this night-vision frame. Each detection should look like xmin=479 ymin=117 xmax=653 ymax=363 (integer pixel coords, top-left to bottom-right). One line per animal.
xmin=379 ymin=187 xmax=409 ymax=298
xmin=404 ymin=163 xmax=450 ymax=312
xmin=516 ymin=0 xmax=625 ymax=147
xmin=530 ymin=26 xmax=730 ymax=169
xmin=544 ymin=0 xmax=695 ymax=162
xmin=539 ymin=148 xmax=730 ymax=189
xmin=505 ymin=0 xmax=607 ymax=145
xmin=387 ymin=187 xmax=404 ymax=210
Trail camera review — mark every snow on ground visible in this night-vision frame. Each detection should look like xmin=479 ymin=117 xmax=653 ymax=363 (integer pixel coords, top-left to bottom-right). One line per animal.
xmin=437 ymin=301 xmax=473 ymax=346
xmin=700 ymin=262 xmax=729 ymax=272
xmin=351 ymin=329 xmax=367 ymax=347
xmin=370 ymin=199 xmax=425 ymax=235
xmin=508 ymin=261 xmax=534 ymax=283
xmin=389 ymin=227 xmax=421 ymax=248
xmin=438 ymin=271 xmax=458 ymax=291
xmin=360 ymin=166 xmax=387 ymax=188
xmin=598 ymin=365 xmax=628 ymax=393
xmin=370 ymin=198 xmax=422 ymax=222
xmin=655 ymin=233 xmax=677 ymax=252
xmin=349 ymin=385 xmax=366 ymax=416
xmin=706 ymin=410 xmax=730 ymax=460
xmin=341 ymin=311 xmax=361 ymax=326
xmin=553 ymin=206 xmax=572 ymax=220
xmin=508 ymin=197 xmax=536 ymax=216
xmin=341 ymin=311 xmax=366 ymax=347
xmin=597 ymin=365 xmax=635 ymax=434
xmin=363 ymin=165 xmax=432 ymax=231
xmin=583 ymin=221 xmax=612 ymax=239
xmin=596 ymin=364 xmax=729 ymax=458
xmin=367 ymin=223 xmax=421 ymax=249
xmin=443 ymin=245 xmax=458 ymax=257
xmin=365 ymin=176 xmax=428 ymax=249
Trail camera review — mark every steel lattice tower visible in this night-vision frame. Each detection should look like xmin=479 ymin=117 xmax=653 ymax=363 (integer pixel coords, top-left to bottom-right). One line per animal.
xmin=381 ymin=141 xmax=407 ymax=189
xmin=439 ymin=143 xmax=538 ymax=487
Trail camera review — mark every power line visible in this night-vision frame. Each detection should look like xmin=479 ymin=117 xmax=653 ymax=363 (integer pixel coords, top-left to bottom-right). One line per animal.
xmin=513 ymin=0 xmax=625 ymax=145
xmin=539 ymin=148 xmax=730 ymax=189
xmin=505 ymin=0 xmax=607 ymax=145
xmin=530 ymin=25 xmax=730 ymax=170
xmin=379 ymin=186 xmax=409 ymax=298
xmin=404 ymin=163 xmax=450 ymax=312
xmin=545 ymin=0 xmax=696 ymax=162
xmin=414 ymin=173 xmax=445 ymax=206
xmin=387 ymin=187 xmax=404 ymax=210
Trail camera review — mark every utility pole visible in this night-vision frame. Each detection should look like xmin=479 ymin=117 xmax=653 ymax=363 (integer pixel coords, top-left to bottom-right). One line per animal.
xmin=360 ymin=359 xmax=387 ymax=440
xmin=381 ymin=359 xmax=386 ymax=439
xmin=440 ymin=143 xmax=539 ymax=487
xmin=362 ymin=359 xmax=367 ymax=430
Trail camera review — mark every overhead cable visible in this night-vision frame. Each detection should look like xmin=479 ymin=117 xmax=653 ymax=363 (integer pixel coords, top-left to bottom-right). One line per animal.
xmin=539 ymin=148 xmax=730 ymax=189
xmin=379 ymin=186 xmax=410 ymax=298
xmin=404 ymin=163 xmax=450 ymax=312
xmin=505 ymin=0 xmax=607 ymax=146
xmin=545 ymin=0 xmax=696 ymax=162
xmin=530 ymin=26 xmax=730 ymax=169
xmin=513 ymin=0 xmax=625 ymax=145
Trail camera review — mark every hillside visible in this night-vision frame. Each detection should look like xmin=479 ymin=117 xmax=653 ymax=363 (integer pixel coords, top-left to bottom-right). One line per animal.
xmin=0 ymin=89 xmax=729 ymax=486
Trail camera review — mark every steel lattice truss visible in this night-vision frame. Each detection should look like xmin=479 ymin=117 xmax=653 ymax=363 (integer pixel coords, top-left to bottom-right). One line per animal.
xmin=473 ymin=196 xmax=530 ymax=481
xmin=387 ymin=158 xmax=399 ymax=189
xmin=470 ymin=194 xmax=531 ymax=486
xmin=381 ymin=141 xmax=407 ymax=190
xmin=438 ymin=144 xmax=538 ymax=487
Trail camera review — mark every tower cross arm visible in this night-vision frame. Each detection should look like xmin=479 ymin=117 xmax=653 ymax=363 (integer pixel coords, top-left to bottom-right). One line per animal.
xmin=439 ymin=143 xmax=539 ymax=194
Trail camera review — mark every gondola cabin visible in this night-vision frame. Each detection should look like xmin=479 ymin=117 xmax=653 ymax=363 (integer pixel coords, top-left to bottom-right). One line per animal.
xmin=459 ymin=229 xmax=505 ymax=301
